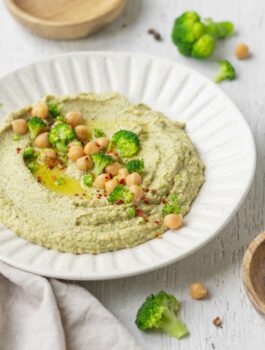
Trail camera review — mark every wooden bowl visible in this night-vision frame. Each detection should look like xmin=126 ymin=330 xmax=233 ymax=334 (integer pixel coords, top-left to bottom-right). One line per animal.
xmin=4 ymin=0 xmax=127 ymax=39
xmin=242 ymin=232 xmax=265 ymax=315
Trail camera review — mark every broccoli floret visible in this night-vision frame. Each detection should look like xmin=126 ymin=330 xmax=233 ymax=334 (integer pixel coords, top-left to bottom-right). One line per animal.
xmin=48 ymin=123 xmax=76 ymax=153
xmin=91 ymin=153 xmax=114 ymax=176
xmin=26 ymin=162 xmax=37 ymax=172
xmin=135 ymin=291 xmax=188 ymax=340
xmin=215 ymin=60 xmax=236 ymax=83
xmin=127 ymin=207 xmax=136 ymax=218
xmin=48 ymin=103 xmax=60 ymax=118
xmin=27 ymin=117 xmax=46 ymax=139
xmin=204 ymin=18 xmax=234 ymax=39
xmin=108 ymin=185 xmax=133 ymax=204
xmin=172 ymin=11 xmax=234 ymax=59
xmin=110 ymin=130 xmax=140 ymax=158
xmin=94 ymin=128 xmax=105 ymax=138
xmin=83 ymin=173 xmax=94 ymax=187
xmin=191 ymin=34 xmax=215 ymax=59
xmin=162 ymin=195 xmax=181 ymax=216
xmin=55 ymin=115 xmax=66 ymax=123
xmin=126 ymin=159 xmax=144 ymax=173
xmin=172 ymin=12 xmax=205 ymax=57
xmin=23 ymin=146 xmax=37 ymax=161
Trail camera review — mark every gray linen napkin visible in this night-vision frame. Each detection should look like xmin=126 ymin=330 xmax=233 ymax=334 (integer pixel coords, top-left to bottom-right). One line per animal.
xmin=0 ymin=261 xmax=141 ymax=350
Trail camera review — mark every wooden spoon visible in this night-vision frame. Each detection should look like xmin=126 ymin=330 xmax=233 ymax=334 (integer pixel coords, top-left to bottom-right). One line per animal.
xmin=4 ymin=0 xmax=127 ymax=39
xmin=242 ymin=232 xmax=265 ymax=315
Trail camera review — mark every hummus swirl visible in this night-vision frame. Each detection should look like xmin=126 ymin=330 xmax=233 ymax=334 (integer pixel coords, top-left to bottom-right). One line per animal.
xmin=0 ymin=93 xmax=204 ymax=254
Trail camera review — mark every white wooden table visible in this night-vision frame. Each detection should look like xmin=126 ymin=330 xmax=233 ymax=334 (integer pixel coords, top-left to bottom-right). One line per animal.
xmin=1 ymin=1 xmax=265 ymax=349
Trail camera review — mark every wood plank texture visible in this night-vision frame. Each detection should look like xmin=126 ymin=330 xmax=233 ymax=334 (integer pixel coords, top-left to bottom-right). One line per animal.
xmin=1 ymin=0 xmax=265 ymax=349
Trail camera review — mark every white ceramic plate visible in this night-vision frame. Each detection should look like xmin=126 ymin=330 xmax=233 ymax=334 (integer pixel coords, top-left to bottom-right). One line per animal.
xmin=0 ymin=52 xmax=256 ymax=280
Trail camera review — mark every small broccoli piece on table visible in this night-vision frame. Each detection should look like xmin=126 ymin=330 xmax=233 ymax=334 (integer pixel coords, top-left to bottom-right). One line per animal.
xmin=135 ymin=291 xmax=188 ymax=340
xmin=91 ymin=153 xmax=114 ymax=176
xmin=110 ymin=130 xmax=140 ymax=158
xmin=83 ymin=173 xmax=94 ymax=187
xmin=172 ymin=11 xmax=234 ymax=59
xmin=162 ymin=195 xmax=181 ymax=215
xmin=108 ymin=185 xmax=133 ymax=204
xmin=215 ymin=60 xmax=236 ymax=83
xmin=191 ymin=34 xmax=215 ymax=59
xmin=93 ymin=128 xmax=105 ymax=138
xmin=48 ymin=103 xmax=61 ymax=118
xmin=204 ymin=18 xmax=234 ymax=39
xmin=48 ymin=123 xmax=76 ymax=153
xmin=27 ymin=117 xmax=46 ymax=139
xmin=23 ymin=146 xmax=37 ymax=161
xmin=172 ymin=12 xmax=206 ymax=57
xmin=126 ymin=159 xmax=144 ymax=173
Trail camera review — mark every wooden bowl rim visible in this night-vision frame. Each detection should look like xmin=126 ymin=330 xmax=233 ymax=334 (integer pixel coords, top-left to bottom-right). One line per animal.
xmin=242 ymin=231 xmax=265 ymax=314
xmin=5 ymin=0 xmax=126 ymax=27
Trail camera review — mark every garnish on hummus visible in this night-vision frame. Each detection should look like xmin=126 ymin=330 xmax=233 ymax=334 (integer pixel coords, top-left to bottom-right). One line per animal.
xmin=0 ymin=93 xmax=204 ymax=254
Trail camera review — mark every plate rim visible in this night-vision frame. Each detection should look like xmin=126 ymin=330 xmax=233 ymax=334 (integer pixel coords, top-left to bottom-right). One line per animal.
xmin=0 ymin=51 xmax=257 ymax=280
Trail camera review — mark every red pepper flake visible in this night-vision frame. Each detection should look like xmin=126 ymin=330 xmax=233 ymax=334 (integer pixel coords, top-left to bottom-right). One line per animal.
xmin=119 ymin=178 xmax=126 ymax=185
xmin=51 ymin=175 xmax=57 ymax=181
xmin=143 ymin=188 xmax=149 ymax=193
xmin=143 ymin=198 xmax=150 ymax=205
xmin=16 ymin=147 xmax=22 ymax=154
xmin=95 ymin=142 xmax=101 ymax=148
xmin=96 ymin=194 xmax=102 ymax=199
xmin=48 ymin=164 xmax=55 ymax=170
xmin=116 ymin=199 xmax=125 ymax=205
xmin=136 ymin=208 xmax=144 ymax=217
xmin=161 ymin=199 xmax=167 ymax=204
xmin=36 ymin=176 xmax=42 ymax=183
xmin=154 ymin=220 xmax=161 ymax=225
xmin=151 ymin=189 xmax=157 ymax=195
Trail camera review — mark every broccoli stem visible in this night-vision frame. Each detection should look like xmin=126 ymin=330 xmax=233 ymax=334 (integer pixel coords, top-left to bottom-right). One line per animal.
xmin=161 ymin=309 xmax=189 ymax=339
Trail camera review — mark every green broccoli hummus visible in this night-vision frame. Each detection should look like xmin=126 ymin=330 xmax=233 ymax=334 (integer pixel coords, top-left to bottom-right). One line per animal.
xmin=0 ymin=93 xmax=204 ymax=254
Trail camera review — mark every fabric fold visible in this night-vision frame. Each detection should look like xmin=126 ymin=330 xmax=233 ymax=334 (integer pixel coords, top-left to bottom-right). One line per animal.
xmin=0 ymin=261 xmax=141 ymax=350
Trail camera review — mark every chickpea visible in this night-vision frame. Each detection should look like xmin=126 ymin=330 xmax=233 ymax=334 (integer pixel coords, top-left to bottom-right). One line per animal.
xmin=93 ymin=174 xmax=111 ymax=189
xmin=11 ymin=119 xmax=28 ymax=135
xmin=84 ymin=141 xmax=101 ymax=155
xmin=107 ymin=151 xmax=119 ymax=161
xmin=105 ymin=179 xmax=119 ymax=193
xmin=31 ymin=102 xmax=49 ymax=119
xmin=34 ymin=132 xmax=50 ymax=148
xmin=129 ymin=185 xmax=144 ymax=201
xmin=189 ymin=282 xmax=208 ymax=300
xmin=235 ymin=43 xmax=250 ymax=60
xmin=163 ymin=213 xmax=183 ymax=230
xmin=76 ymin=155 xmax=93 ymax=172
xmin=68 ymin=145 xmax=85 ymax=161
xmin=75 ymin=125 xmax=90 ymax=142
xmin=126 ymin=172 xmax=142 ymax=186
xmin=96 ymin=137 xmax=110 ymax=149
xmin=65 ymin=111 xmax=83 ymax=128
xmin=117 ymin=168 xmax=129 ymax=180
xmin=105 ymin=162 xmax=123 ymax=176
xmin=44 ymin=148 xmax=57 ymax=159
